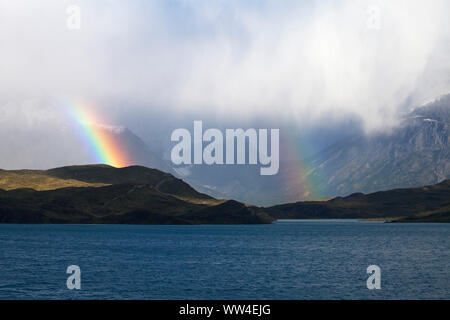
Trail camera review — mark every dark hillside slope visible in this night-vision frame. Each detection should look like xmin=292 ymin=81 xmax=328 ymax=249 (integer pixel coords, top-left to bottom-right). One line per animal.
xmin=267 ymin=179 xmax=450 ymax=221
xmin=0 ymin=165 xmax=273 ymax=224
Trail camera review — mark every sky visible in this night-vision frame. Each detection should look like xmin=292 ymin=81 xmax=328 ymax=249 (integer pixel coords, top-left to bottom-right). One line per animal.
xmin=1 ymin=0 xmax=450 ymax=169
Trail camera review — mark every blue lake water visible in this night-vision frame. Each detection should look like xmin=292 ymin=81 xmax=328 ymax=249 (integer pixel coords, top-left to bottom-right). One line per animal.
xmin=0 ymin=221 xmax=449 ymax=300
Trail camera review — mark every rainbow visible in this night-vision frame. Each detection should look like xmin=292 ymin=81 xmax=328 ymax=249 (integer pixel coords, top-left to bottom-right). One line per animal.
xmin=67 ymin=100 xmax=131 ymax=168
xmin=281 ymin=133 xmax=325 ymax=201
xmin=65 ymin=99 xmax=324 ymax=200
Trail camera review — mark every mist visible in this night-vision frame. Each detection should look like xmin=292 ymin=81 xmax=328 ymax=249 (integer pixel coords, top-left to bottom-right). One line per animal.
xmin=1 ymin=0 xmax=450 ymax=168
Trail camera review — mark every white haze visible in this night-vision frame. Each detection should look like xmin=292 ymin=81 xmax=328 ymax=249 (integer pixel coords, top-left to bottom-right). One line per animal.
xmin=1 ymin=0 xmax=450 ymax=139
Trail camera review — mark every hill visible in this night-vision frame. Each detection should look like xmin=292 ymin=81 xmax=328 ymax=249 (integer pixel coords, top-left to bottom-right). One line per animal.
xmin=0 ymin=165 xmax=213 ymax=203
xmin=266 ymin=179 xmax=450 ymax=222
xmin=0 ymin=169 xmax=108 ymax=191
xmin=1 ymin=164 xmax=448 ymax=224
xmin=0 ymin=165 xmax=274 ymax=224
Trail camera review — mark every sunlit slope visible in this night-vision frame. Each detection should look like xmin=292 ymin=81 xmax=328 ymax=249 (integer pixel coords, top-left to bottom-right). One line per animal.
xmin=0 ymin=165 xmax=273 ymax=224
xmin=0 ymin=169 xmax=108 ymax=191
xmin=0 ymin=164 xmax=215 ymax=203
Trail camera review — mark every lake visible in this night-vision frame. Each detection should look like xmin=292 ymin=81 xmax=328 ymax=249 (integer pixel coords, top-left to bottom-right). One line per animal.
xmin=0 ymin=220 xmax=449 ymax=299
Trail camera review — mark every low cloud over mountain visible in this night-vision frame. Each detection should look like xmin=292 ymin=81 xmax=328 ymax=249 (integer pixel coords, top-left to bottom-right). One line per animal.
xmin=2 ymin=0 xmax=450 ymax=132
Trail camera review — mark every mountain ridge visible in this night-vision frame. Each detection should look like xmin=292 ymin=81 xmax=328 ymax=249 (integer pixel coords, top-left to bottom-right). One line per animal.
xmin=266 ymin=178 xmax=450 ymax=222
xmin=0 ymin=164 xmax=274 ymax=224
xmin=165 ymin=96 xmax=450 ymax=206
xmin=302 ymin=96 xmax=450 ymax=198
xmin=0 ymin=164 xmax=449 ymax=223
xmin=1 ymin=164 xmax=214 ymax=202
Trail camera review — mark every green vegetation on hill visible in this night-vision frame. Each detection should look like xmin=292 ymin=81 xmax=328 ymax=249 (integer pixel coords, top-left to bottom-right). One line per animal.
xmin=266 ymin=179 xmax=450 ymax=222
xmin=1 ymin=165 xmax=214 ymax=202
xmin=393 ymin=204 xmax=450 ymax=223
xmin=0 ymin=164 xmax=448 ymax=224
xmin=0 ymin=169 xmax=108 ymax=191
xmin=46 ymin=165 xmax=215 ymax=202
xmin=0 ymin=165 xmax=273 ymax=224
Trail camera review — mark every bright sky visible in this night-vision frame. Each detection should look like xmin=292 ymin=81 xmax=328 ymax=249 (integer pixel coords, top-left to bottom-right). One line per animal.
xmin=0 ymin=0 xmax=450 ymax=168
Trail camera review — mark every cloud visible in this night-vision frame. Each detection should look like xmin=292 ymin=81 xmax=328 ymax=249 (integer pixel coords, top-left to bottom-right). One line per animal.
xmin=1 ymin=0 xmax=450 ymax=133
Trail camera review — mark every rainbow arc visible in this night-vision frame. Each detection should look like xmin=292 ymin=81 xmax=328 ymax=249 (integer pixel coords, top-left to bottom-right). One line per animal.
xmin=69 ymin=101 xmax=131 ymax=168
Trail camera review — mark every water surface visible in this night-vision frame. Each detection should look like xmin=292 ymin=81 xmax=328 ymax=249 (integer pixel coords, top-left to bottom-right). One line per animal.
xmin=0 ymin=220 xmax=449 ymax=299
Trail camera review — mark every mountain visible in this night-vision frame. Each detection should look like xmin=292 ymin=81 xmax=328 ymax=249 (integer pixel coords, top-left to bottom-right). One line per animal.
xmin=94 ymin=126 xmax=171 ymax=173
xmin=266 ymin=179 xmax=450 ymax=222
xmin=2 ymin=97 xmax=448 ymax=207
xmin=166 ymin=96 xmax=450 ymax=206
xmin=0 ymin=113 xmax=171 ymax=172
xmin=303 ymin=95 xmax=450 ymax=198
xmin=0 ymin=165 xmax=274 ymax=224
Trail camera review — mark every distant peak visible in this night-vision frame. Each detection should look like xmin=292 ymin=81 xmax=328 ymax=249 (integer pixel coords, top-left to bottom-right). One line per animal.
xmin=89 ymin=124 xmax=127 ymax=134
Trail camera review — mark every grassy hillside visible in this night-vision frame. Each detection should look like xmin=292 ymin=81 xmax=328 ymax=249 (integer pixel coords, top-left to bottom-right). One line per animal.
xmin=394 ymin=204 xmax=450 ymax=222
xmin=0 ymin=164 xmax=448 ymax=224
xmin=0 ymin=165 xmax=273 ymax=224
xmin=46 ymin=165 xmax=216 ymax=203
xmin=0 ymin=169 xmax=108 ymax=191
xmin=266 ymin=179 xmax=450 ymax=222
xmin=0 ymin=165 xmax=215 ymax=203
